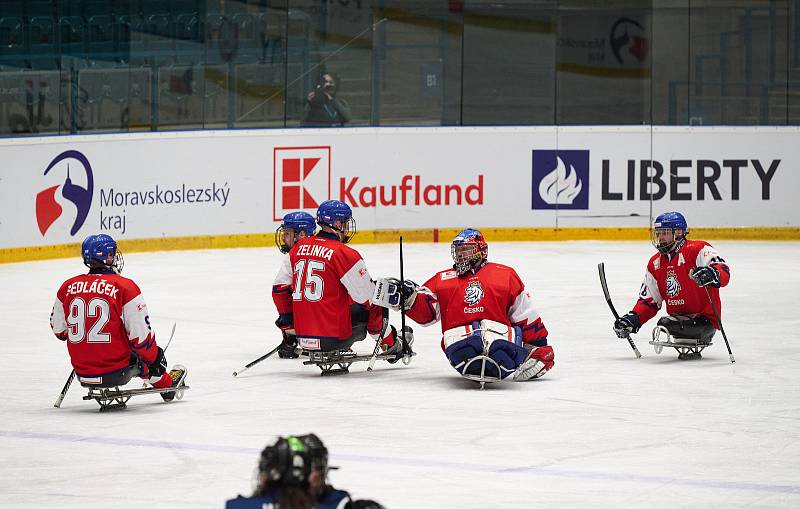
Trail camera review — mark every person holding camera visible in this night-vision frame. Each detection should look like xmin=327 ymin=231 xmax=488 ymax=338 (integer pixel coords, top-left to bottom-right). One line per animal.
xmin=302 ymin=72 xmax=352 ymax=127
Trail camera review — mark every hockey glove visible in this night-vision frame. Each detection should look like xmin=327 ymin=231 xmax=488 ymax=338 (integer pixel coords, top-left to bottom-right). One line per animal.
xmin=372 ymin=278 xmax=419 ymax=311
xmin=690 ymin=266 xmax=721 ymax=288
xmin=278 ymin=331 xmax=299 ymax=359
xmin=613 ymin=312 xmax=641 ymax=338
xmin=512 ymin=345 xmax=554 ymax=381
xmin=398 ymin=280 xmax=419 ymax=310
xmin=274 ymin=314 xmax=293 ymax=331
xmin=143 ymin=346 xmax=168 ymax=378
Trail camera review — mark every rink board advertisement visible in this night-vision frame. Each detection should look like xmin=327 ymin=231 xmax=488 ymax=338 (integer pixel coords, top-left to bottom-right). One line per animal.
xmin=1 ymin=126 xmax=798 ymax=252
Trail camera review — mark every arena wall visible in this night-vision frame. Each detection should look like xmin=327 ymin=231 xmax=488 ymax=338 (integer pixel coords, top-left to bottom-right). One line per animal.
xmin=2 ymin=126 xmax=798 ymax=263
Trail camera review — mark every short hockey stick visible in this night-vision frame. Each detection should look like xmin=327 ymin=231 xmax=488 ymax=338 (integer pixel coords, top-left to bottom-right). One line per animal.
xmin=232 ymin=343 xmax=282 ymax=377
xmin=54 ymin=370 xmax=75 ymax=408
xmin=368 ymin=237 xmax=405 ymax=371
xmin=703 ymin=286 xmax=735 ymax=363
xmin=399 ymin=236 xmax=412 ymax=359
xmin=163 ymin=322 xmax=177 ymax=351
xmin=367 ymin=310 xmax=390 ymax=372
xmin=598 ymin=262 xmax=642 ymax=359
xmin=141 ymin=322 xmax=177 ymax=388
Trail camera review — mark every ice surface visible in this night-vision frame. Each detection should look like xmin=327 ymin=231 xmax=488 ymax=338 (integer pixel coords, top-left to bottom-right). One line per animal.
xmin=1 ymin=241 xmax=799 ymax=508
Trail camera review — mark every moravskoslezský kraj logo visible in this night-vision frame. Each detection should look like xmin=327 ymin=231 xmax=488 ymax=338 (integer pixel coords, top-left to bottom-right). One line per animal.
xmin=36 ymin=150 xmax=94 ymax=236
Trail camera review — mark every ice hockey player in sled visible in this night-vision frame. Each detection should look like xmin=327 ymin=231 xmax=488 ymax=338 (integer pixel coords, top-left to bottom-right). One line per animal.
xmin=273 ymin=211 xmax=317 ymax=358
xmin=613 ymin=211 xmax=731 ymax=353
xmin=272 ymin=200 xmax=408 ymax=359
xmin=379 ymin=228 xmax=553 ymax=383
xmin=226 ymin=433 xmax=386 ymax=509
xmin=50 ymin=234 xmax=186 ymax=400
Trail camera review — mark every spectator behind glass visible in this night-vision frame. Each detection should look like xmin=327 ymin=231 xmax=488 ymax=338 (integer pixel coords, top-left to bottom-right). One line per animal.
xmin=302 ymin=72 xmax=352 ymax=127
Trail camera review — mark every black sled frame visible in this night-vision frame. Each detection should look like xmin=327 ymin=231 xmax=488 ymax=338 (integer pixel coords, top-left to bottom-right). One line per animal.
xmin=82 ymin=384 xmax=189 ymax=411
xmin=303 ymin=349 xmax=414 ymax=376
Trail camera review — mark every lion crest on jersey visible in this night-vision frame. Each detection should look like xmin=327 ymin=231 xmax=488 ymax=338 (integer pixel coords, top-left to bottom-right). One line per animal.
xmin=464 ymin=280 xmax=484 ymax=306
xmin=665 ymin=267 xmax=681 ymax=297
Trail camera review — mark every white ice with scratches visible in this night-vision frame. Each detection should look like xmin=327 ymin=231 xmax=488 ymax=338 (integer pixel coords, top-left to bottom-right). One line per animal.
xmin=1 ymin=241 xmax=798 ymax=508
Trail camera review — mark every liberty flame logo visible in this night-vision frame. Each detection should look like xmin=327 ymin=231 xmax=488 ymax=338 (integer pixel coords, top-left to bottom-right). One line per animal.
xmin=36 ymin=150 xmax=93 ymax=236
xmin=464 ymin=281 xmax=484 ymax=306
xmin=665 ymin=267 xmax=681 ymax=298
xmin=539 ymin=157 xmax=582 ymax=205
xmin=531 ymin=150 xmax=590 ymax=210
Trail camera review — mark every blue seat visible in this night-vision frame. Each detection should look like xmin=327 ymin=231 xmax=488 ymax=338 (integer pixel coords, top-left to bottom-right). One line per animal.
xmin=111 ymin=0 xmax=139 ymax=17
xmin=174 ymin=13 xmax=201 ymax=64
xmin=87 ymin=14 xmax=115 ymax=62
xmin=61 ymin=0 xmax=85 ymax=18
xmin=84 ymin=1 xmax=112 ymax=19
xmin=0 ymin=17 xmax=26 ymax=67
xmin=58 ymin=15 xmax=86 ymax=55
xmin=143 ymin=13 xmax=174 ymax=63
xmin=170 ymin=0 xmax=198 ymax=19
xmin=25 ymin=2 xmax=56 ymax=23
xmin=115 ymin=14 xmax=145 ymax=62
xmin=233 ymin=13 xmax=260 ymax=63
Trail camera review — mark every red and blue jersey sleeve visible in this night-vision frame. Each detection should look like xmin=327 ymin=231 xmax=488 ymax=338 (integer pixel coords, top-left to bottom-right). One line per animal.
xmin=505 ymin=268 xmax=549 ymax=346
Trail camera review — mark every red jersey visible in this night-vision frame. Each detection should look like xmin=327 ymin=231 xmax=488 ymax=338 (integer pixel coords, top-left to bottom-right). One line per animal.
xmin=407 ymin=262 xmax=549 ymax=345
xmin=632 ymin=239 xmax=731 ymax=328
xmin=50 ymin=269 xmax=159 ymax=377
xmin=273 ymin=233 xmax=375 ymax=342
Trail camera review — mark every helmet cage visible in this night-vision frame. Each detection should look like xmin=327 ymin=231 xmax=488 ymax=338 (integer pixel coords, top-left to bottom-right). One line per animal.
xmin=451 ymin=229 xmax=488 ymax=275
xmin=651 ymin=227 xmax=686 ymax=254
xmin=275 ymin=226 xmax=304 ymax=254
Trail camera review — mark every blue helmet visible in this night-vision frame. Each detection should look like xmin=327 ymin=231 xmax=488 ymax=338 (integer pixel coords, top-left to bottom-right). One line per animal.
xmin=451 ymin=228 xmax=488 ymax=275
xmin=316 ymin=200 xmax=356 ymax=243
xmin=81 ymin=234 xmax=124 ymax=273
xmin=276 ymin=211 xmax=316 ymax=253
xmin=652 ymin=211 xmax=688 ymax=254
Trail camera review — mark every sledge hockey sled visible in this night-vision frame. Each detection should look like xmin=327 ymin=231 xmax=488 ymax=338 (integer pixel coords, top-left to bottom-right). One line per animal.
xmin=303 ymin=348 xmax=415 ymax=376
xmin=649 ymin=325 xmax=712 ymax=360
xmin=81 ymin=371 xmax=189 ymax=411
xmin=458 ymin=355 xmax=504 ymax=390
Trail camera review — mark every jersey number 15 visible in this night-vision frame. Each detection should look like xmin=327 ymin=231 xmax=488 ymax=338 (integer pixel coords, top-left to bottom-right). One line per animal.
xmin=292 ymin=260 xmax=325 ymax=302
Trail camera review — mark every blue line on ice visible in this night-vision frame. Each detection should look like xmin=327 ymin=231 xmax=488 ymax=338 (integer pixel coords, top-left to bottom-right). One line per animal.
xmin=3 ymin=430 xmax=799 ymax=495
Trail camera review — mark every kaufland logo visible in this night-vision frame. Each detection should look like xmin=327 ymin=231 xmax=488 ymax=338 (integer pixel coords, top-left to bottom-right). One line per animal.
xmin=531 ymin=150 xmax=589 ymax=210
xmin=273 ymin=146 xmax=331 ymax=221
xmin=36 ymin=150 xmax=94 ymax=236
xmin=274 ymin=146 xmax=484 ymax=218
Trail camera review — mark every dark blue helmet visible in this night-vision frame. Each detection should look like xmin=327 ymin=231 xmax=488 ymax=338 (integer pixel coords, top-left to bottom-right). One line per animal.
xmin=316 ymin=200 xmax=356 ymax=243
xmin=276 ymin=211 xmax=317 ymax=253
xmin=652 ymin=212 xmax=688 ymax=254
xmin=451 ymin=228 xmax=488 ymax=275
xmin=81 ymin=234 xmax=124 ymax=273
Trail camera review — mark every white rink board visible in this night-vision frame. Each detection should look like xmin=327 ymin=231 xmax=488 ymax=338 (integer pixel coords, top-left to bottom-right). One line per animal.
xmin=2 ymin=126 xmax=798 ymax=249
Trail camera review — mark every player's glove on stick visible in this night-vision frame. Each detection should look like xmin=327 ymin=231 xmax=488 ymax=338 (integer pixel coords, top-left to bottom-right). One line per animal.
xmin=372 ymin=278 xmax=419 ymax=311
xmin=613 ymin=312 xmax=641 ymax=338
xmin=690 ymin=266 xmax=721 ymax=288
